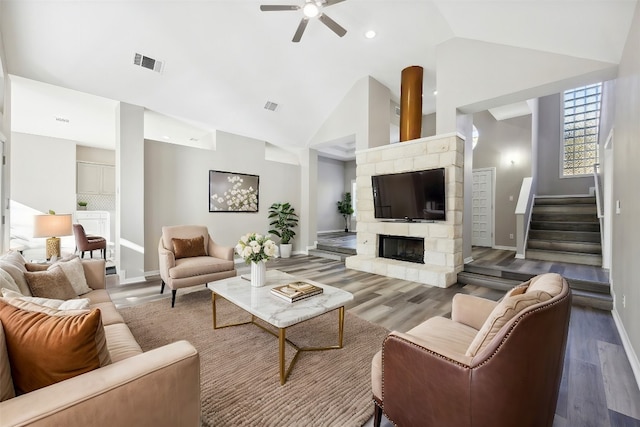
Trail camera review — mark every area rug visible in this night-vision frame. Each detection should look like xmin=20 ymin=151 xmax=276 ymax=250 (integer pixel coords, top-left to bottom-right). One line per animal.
xmin=118 ymin=289 xmax=389 ymax=426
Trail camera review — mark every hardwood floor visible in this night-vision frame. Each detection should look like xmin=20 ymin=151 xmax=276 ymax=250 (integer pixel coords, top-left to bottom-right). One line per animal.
xmin=109 ymin=254 xmax=639 ymax=427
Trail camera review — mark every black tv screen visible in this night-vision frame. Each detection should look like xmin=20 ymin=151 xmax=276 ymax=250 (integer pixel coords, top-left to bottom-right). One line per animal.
xmin=372 ymin=168 xmax=446 ymax=221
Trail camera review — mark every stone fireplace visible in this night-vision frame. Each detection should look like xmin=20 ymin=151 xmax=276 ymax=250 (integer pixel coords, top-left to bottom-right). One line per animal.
xmin=345 ymin=133 xmax=464 ymax=288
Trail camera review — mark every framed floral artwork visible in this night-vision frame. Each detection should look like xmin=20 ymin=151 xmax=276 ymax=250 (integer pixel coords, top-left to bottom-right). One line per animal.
xmin=209 ymin=170 xmax=259 ymax=212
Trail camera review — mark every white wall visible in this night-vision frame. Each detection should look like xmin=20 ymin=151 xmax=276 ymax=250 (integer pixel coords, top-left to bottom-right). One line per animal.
xmin=435 ymin=38 xmax=618 ymax=133
xmin=344 ymin=160 xmax=357 ymax=231
xmin=473 ymin=111 xmax=533 ymax=247
xmin=144 ymin=131 xmax=301 ymax=272
xmin=10 ymin=132 xmax=76 ymax=214
xmin=536 ymin=93 xmax=593 ymax=196
xmin=317 ymin=156 xmax=345 ymax=232
xmin=611 ymin=0 xmax=640 ymax=384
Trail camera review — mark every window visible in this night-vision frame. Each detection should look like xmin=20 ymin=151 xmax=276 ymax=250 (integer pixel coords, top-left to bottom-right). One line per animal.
xmin=562 ymin=83 xmax=602 ymax=177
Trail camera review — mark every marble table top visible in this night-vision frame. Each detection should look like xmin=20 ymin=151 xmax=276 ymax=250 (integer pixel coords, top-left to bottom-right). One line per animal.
xmin=207 ymin=270 xmax=354 ymax=328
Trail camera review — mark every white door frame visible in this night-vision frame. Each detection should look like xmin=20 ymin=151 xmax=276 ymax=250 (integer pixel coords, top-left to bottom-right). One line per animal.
xmin=471 ymin=167 xmax=496 ymax=248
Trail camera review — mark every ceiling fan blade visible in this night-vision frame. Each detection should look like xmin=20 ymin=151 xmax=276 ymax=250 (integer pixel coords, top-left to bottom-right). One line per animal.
xmin=323 ymin=0 xmax=346 ymax=6
xmin=292 ymin=17 xmax=309 ymax=42
xmin=260 ymin=5 xmax=300 ymax=11
xmin=318 ymin=13 xmax=347 ymax=37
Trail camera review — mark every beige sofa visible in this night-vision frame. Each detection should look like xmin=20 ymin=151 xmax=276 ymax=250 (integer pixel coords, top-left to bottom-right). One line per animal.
xmin=0 ymin=257 xmax=201 ymax=427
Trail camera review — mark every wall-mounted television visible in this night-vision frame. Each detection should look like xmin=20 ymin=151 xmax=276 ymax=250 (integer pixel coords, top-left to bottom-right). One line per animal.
xmin=372 ymin=168 xmax=446 ymax=222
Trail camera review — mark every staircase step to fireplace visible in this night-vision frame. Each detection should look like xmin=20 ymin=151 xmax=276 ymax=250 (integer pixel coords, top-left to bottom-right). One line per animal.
xmin=457 ymin=272 xmax=521 ymax=291
xmin=308 ymin=249 xmax=351 ymax=262
xmin=316 ymin=244 xmax=356 ymax=255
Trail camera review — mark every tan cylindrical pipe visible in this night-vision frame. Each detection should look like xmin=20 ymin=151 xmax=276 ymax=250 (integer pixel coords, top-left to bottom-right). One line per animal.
xmin=399 ymin=66 xmax=423 ymax=142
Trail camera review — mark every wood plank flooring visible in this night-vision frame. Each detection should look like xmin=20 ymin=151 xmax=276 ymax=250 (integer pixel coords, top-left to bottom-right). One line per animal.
xmin=109 ymin=255 xmax=639 ymax=427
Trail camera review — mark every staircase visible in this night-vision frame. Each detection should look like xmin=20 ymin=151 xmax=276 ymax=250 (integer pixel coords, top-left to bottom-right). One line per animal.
xmin=457 ymin=266 xmax=612 ymax=310
xmin=526 ymin=196 xmax=602 ymax=266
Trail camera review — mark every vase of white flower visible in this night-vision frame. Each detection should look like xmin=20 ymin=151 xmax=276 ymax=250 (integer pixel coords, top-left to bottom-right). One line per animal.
xmin=250 ymin=260 xmax=267 ymax=287
xmin=235 ymin=232 xmax=277 ymax=287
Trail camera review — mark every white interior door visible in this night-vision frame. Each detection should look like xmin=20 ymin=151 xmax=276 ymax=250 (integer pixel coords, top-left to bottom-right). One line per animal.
xmin=472 ymin=169 xmax=494 ymax=247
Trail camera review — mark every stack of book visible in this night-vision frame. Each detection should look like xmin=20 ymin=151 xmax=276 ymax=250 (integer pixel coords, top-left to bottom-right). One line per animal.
xmin=271 ymin=281 xmax=323 ymax=303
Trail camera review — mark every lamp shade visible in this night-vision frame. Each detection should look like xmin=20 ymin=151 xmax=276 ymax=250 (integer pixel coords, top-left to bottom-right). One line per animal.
xmin=33 ymin=214 xmax=73 ymax=238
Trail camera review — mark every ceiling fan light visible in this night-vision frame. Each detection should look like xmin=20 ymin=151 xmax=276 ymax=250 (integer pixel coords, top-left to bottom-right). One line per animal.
xmin=303 ymin=3 xmax=320 ymax=17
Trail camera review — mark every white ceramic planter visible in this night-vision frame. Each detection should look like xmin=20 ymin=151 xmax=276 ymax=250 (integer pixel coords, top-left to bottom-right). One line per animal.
xmin=279 ymin=243 xmax=292 ymax=259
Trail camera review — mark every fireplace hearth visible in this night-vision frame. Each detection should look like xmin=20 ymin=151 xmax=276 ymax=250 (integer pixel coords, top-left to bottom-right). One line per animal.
xmin=378 ymin=235 xmax=424 ymax=264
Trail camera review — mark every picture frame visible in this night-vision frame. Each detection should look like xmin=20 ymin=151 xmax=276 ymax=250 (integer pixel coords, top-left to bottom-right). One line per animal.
xmin=209 ymin=170 xmax=259 ymax=212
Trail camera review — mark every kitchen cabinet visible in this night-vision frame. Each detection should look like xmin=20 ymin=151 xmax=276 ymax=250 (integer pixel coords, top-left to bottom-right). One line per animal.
xmin=76 ymin=211 xmax=110 ymax=242
xmin=77 ymin=162 xmax=115 ymax=195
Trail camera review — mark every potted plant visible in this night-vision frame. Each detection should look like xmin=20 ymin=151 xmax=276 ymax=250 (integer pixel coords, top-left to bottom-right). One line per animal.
xmin=337 ymin=192 xmax=354 ymax=232
xmin=268 ymin=202 xmax=299 ymax=258
xmin=77 ymin=201 xmax=88 ymax=211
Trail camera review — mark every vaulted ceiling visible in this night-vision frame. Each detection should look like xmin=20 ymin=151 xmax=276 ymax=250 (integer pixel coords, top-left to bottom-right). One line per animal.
xmin=1 ymin=0 xmax=637 ymax=151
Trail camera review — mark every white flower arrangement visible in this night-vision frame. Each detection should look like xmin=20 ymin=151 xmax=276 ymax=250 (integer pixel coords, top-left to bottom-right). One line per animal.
xmin=210 ymin=175 xmax=258 ymax=212
xmin=235 ymin=232 xmax=277 ymax=264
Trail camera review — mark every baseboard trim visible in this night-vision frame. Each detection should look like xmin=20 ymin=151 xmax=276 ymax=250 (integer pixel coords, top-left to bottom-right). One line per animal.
xmin=515 ymin=254 xmax=525 ymax=259
xmin=464 ymin=256 xmax=474 ymax=264
xmin=612 ymin=306 xmax=640 ymax=392
xmin=119 ymin=275 xmax=148 ymax=285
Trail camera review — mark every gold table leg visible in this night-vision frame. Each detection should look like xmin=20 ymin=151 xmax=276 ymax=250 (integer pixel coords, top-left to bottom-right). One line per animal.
xmin=210 ymin=296 xmax=347 ymax=385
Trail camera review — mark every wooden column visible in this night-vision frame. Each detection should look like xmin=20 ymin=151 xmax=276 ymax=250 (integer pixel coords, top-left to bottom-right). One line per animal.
xmin=399 ymin=66 xmax=423 ymax=142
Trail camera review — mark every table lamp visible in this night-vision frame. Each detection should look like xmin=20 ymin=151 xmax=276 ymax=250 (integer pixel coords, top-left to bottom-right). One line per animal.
xmin=33 ymin=213 xmax=73 ymax=260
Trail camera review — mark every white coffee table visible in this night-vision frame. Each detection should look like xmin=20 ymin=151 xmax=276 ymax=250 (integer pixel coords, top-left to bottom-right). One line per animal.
xmin=207 ymin=269 xmax=354 ymax=384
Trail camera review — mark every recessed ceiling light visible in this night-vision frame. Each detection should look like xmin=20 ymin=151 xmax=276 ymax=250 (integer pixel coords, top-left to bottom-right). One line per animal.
xmin=364 ymin=30 xmax=376 ymax=39
xmin=163 ymin=135 xmax=170 ymax=140
xmin=433 ymin=90 xmax=438 ymax=96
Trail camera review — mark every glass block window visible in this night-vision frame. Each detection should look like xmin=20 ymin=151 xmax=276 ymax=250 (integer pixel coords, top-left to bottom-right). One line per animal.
xmin=562 ymin=83 xmax=602 ymax=177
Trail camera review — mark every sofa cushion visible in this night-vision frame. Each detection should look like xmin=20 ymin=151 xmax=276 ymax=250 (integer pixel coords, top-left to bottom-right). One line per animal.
xmin=0 ymin=300 xmax=109 ymax=394
xmin=170 ymin=257 xmax=235 ymax=279
xmin=172 ymin=236 xmax=207 ymax=259
xmin=83 ymin=289 xmax=113 ymax=305
xmin=24 ymin=266 xmax=78 ymax=301
xmin=90 ymin=302 xmax=125 ymax=326
xmin=0 ymin=321 xmax=15 ymax=402
xmin=104 ymin=323 xmax=143 ymax=363
xmin=465 ymin=276 xmax=562 ymax=357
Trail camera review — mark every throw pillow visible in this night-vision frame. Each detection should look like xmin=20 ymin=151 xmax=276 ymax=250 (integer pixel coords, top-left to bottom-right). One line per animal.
xmin=172 ymin=236 xmax=207 ymax=259
xmin=0 ymin=252 xmax=27 ymax=272
xmin=53 ymin=257 xmax=92 ymax=296
xmin=0 ymin=269 xmax=21 ymax=295
xmin=0 ymin=263 xmax=32 ymax=296
xmin=0 ymin=322 xmax=16 ymax=402
xmin=1 ymin=288 xmax=90 ymax=310
xmin=24 ymin=266 xmax=77 ymax=301
xmin=25 ymin=263 xmax=49 ymax=272
xmin=465 ymin=290 xmax=551 ymax=357
xmin=0 ymin=300 xmax=108 ymax=394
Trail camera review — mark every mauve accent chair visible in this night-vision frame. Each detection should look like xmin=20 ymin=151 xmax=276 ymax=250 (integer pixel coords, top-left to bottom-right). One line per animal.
xmin=73 ymin=223 xmax=107 ymax=259
xmin=158 ymin=225 xmax=236 ymax=307
xmin=371 ymin=273 xmax=572 ymax=427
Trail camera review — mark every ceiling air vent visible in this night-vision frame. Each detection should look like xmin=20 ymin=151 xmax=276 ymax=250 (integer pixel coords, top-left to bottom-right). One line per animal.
xmin=264 ymin=101 xmax=279 ymax=112
xmin=133 ymin=53 xmax=164 ymax=73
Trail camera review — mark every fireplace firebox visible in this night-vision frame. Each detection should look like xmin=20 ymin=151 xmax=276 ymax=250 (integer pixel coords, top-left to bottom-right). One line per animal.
xmin=378 ymin=235 xmax=424 ymax=264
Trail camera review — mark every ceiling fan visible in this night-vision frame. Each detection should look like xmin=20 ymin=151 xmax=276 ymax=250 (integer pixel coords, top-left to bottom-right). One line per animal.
xmin=260 ymin=0 xmax=347 ymax=43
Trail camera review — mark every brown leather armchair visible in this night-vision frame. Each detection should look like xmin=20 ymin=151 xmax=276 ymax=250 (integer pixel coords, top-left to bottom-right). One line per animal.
xmin=158 ymin=225 xmax=236 ymax=307
xmin=371 ymin=273 xmax=571 ymax=427
xmin=73 ymin=223 xmax=107 ymax=259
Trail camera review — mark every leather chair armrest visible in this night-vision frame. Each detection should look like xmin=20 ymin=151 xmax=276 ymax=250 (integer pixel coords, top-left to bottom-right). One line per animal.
xmin=158 ymin=239 xmax=175 ymax=282
xmin=0 ymin=341 xmax=200 ymax=427
xmin=208 ymin=235 xmax=234 ymax=261
xmin=451 ymin=294 xmax=498 ymax=330
xmin=382 ymin=332 xmax=472 ymax=426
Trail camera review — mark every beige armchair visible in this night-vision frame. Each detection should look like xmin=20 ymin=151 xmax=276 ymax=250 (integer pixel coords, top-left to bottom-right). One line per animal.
xmin=158 ymin=225 xmax=236 ymax=307
xmin=372 ymin=273 xmax=571 ymax=427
